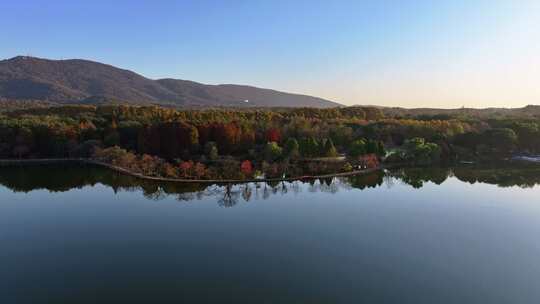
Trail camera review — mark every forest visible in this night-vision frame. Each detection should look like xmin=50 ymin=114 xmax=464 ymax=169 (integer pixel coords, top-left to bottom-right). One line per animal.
xmin=0 ymin=104 xmax=538 ymax=180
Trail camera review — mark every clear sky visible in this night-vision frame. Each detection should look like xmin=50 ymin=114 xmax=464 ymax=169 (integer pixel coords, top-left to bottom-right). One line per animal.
xmin=1 ymin=0 xmax=539 ymax=108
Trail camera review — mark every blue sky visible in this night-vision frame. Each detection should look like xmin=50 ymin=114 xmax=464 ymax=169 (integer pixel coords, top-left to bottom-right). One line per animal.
xmin=1 ymin=0 xmax=539 ymax=107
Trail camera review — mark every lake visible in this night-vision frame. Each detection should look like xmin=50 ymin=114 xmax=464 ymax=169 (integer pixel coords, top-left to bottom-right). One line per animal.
xmin=1 ymin=164 xmax=540 ymax=303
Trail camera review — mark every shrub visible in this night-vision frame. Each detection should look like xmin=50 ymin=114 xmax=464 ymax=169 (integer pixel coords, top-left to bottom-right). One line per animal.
xmin=264 ymin=142 xmax=283 ymax=161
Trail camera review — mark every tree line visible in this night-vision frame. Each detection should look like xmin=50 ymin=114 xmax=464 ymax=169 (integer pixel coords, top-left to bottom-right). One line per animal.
xmin=0 ymin=105 xmax=538 ymax=179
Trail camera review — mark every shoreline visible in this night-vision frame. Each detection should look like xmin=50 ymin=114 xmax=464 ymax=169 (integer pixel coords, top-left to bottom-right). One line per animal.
xmin=0 ymin=158 xmax=380 ymax=184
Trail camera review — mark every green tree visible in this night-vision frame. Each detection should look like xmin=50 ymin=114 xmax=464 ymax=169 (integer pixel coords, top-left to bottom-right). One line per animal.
xmin=512 ymin=122 xmax=540 ymax=151
xmin=403 ymin=137 xmax=441 ymax=164
xmin=366 ymin=139 xmax=378 ymax=154
xmin=377 ymin=141 xmax=386 ymax=157
xmin=264 ymin=142 xmax=283 ymax=161
xmin=482 ymin=128 xmax=518 ymax=154
xmin=284 ymin=138 xmax=300 ymax=159
xmin=300 ymin=137 xmax=319 ymax=157
xmin=204 ymin=142 xmax=219 ymax=160
xmin=349 ymin=139 xmax=367 ymax=157
xmin=323 ymin=138 xmax=338 ymax=157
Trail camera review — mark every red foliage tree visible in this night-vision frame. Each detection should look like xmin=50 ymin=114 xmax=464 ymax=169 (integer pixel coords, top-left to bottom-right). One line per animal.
xmin=139 ymin=122 xmax=198 ymax=159
xmin=197 ymin=124 xmax=212 ymax=146
xmin=358 ymin=153 xmax=380 ymax=169
xmin=193 ymin=162 xmax=207 ymax=179
xmin=265 ymin=128 xmax=282 ymax=143
xmin=213 ymin=122 xmax=242 ymax=154
xmin=240 ymin=160 xmax=253 ymax=177
xmin=240 ymin=129 xmax=256 ymax=150
xmin=179 ymin=160 xmax=194 ymax=177
xmin=138 ymin=125 xmax=160 ymax=156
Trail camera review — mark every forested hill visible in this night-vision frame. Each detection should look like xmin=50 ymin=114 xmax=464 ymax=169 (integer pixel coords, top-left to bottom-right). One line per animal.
xmin=0 ymin=56 xmax=340 ymax=108
xmin=377 ymin=105 xmax=540 ymax=119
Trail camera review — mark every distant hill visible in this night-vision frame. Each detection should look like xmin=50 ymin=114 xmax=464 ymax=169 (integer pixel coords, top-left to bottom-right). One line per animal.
xmin=0 ymin=56 xmax=341 ymax=108
xmin=375 ymin=105 xmax=540 ymax=119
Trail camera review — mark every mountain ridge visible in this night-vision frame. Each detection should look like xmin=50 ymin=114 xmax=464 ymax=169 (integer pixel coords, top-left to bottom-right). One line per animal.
xmin=0 ymin=56 xmax=341 ymax=108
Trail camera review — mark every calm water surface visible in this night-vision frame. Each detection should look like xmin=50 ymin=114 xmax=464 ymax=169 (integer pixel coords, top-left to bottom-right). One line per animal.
xmin=1 ymin=164 xmax=540 ymax=303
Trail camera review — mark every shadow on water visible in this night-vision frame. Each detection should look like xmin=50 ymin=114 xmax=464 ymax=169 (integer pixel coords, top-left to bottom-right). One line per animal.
xmin=1 ymin=162 xmax=540 ymax=206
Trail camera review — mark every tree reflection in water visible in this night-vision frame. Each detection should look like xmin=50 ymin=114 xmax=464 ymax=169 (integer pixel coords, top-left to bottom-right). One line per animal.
xmin=2 ymin=163 xmax=540 ymax=206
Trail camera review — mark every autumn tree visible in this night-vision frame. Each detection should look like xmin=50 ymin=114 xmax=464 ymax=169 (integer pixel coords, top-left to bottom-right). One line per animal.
xmin=241 ymin=160 xmax=254 ymax=177
xmin=265 ymin=128 xmax=282 ymax=143
xmin=300 ymin=137 xmax=319 ymax=157
xmin=213 ymin=122 xmax=242 ymax=154
xmin=349 ymin=139 xmax=367 ymax=157
xmin=264 ymin=142 xmax=283 ymax=162
xmin=284 ymin=138 xmax=300 ymax=159
xmin=323 ymin=138 xmax=338 ymax=157
xmin=158 ymin=122 xmax=199 ymax=159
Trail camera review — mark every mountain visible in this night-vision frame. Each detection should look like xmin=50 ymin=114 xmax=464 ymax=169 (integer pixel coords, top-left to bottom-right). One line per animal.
xmin=0 ymin=56 xmax=341 ymax=108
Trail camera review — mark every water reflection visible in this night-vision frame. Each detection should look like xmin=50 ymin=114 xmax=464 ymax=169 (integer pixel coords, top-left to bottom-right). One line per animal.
xmin=1 ymin=163 xmax=540 ymax=206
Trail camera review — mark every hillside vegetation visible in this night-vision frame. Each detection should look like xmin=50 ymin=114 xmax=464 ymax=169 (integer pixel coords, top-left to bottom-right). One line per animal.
xmin=0 ymin=56 xmax=340 ymax=108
